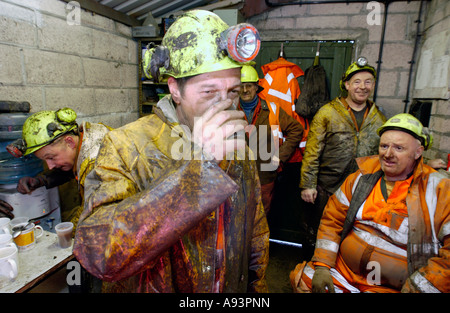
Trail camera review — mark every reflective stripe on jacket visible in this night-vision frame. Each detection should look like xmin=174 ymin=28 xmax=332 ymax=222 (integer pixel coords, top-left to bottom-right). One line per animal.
xmin=266 ymin=101 xmax=309 ymax=163
xmin=258 ymin=57 xmax=305 ymax=163
xmin=312 ymin=155 xmax=450 ymax=292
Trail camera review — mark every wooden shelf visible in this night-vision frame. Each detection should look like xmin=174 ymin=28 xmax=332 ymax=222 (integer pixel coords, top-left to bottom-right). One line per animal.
xmin=138 ymin=38 xmax=169 ymax=117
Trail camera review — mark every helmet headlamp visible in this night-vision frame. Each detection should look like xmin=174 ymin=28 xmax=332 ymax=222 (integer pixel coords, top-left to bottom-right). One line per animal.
xmin=143 ymin=10 xmax=261 ymax=80
xmin=356 ymin=57 xmax=368 ymax=67
xmin=221 ymin=24 xmax=261 ymax=63
xmin=6 ymin=138 xmax=26 ymax=158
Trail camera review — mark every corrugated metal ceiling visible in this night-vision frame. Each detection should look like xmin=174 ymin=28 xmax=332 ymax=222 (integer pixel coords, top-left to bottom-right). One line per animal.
xmin=95 ymin=0 xmax=239 ymax=22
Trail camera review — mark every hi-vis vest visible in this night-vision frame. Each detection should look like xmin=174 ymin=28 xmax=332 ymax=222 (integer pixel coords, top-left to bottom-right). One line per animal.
xmin=259 ymin=57 xmax=308 ymax=162
xmin=311 ymin=156 xmax=450 ymax=293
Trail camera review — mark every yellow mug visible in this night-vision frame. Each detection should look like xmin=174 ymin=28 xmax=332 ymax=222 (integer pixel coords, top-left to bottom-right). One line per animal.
xmin=13 ymin=223 xmax=43 ymax=251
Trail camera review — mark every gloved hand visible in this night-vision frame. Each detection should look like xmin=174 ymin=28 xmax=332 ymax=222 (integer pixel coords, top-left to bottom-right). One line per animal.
xmin=401 ymin=278 xmax=419 ymax=293
xmin=16 ymin=176 xmax=46 ymax=194
xmin=0 ymin=199 xmax=14 ymax=219
xmin=312 ymin=266 xmax=335 ymax=293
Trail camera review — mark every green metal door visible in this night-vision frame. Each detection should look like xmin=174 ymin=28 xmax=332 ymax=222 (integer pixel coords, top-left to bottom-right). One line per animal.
xmin=254 ymin=40 xmax=354 ymax=101
xmin=254 ymin=41 xmax=354 ymax=245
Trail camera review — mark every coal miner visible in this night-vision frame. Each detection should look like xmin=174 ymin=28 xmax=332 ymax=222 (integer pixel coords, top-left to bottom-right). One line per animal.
xmin=73 ymin=10 xmax=269 ymax=293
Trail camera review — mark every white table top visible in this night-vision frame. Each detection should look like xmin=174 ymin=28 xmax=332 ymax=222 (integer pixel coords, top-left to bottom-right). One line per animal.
xmin=0 ymin=230 xmax=74 ymax=293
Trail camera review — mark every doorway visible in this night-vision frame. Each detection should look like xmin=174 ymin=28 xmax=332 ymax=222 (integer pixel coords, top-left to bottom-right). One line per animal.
xmin=254 ymin=40 xmax=354 ymax=101
xmin=254 ymin=40 xmax=354 ymax=245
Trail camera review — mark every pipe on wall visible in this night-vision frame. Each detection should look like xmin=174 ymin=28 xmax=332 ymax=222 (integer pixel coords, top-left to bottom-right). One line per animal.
xmin=403 ymin=0 xmax=425 ymax=113
xmin=373 ymin=0 xmax=390 ymax=103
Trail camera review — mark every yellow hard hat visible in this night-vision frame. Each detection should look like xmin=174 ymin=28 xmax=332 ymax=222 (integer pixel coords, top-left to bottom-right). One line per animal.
xmin=241 ymin=65 xmax=259 ymax=83
xmin=377 ymin=113 xmax=433 ymax=150
xmin=7 ymin=108 xmax=78 ymax=157
xmin=143 ymin=10 xmax=261 ymax=81
xmin=240 ymin=65 xmax=264 ymax=94
xmin=340 ymin=57 xmax=376 ymax=91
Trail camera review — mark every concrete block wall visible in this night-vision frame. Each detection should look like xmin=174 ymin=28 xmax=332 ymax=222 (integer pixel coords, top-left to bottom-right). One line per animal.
xmin=247 ymin=1 xmax=422 ymax=119
xmin=0 ymin=0 xmax=139 ymax=128
xmin=248 ymin=0 xmax=449 ymax=163
xmin=429 ymin=100 xmax=450 ymax=161
xmin=417 ymin=0 xmax=450 ymax=162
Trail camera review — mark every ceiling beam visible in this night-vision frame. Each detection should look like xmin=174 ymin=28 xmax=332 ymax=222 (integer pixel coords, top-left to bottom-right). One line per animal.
xmin=162 ymin=0 xmax=244 ymax=19
xmin=61 ymin=0 xmax=141 ymax=26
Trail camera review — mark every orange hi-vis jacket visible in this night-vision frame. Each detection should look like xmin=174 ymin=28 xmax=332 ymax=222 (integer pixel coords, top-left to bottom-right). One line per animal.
xmin=295 ymin=155 xmax=450 ymax=293
xmin=259 ymin=57 xmax=308 ymax=162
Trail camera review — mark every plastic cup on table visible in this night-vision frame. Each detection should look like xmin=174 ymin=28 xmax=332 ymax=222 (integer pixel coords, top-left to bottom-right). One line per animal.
xmin=54 ymin=222 xmax=73 ymax=249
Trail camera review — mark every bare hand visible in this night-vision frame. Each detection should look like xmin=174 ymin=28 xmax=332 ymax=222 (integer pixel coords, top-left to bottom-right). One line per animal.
xmin=0 ymin=199 xmax=14 ymax=219
xmin=301 ymin=188 xmax=317 ymax=204
xmin=192 ymin=99 xmax=247 ymax=162
xmin=17 ymin=176 xmax=45 ymax=194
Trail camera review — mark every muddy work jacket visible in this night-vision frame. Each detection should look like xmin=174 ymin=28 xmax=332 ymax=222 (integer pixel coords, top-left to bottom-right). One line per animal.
xmin=43 ymin=122 xmax=111 ymax=227
xmin=73 ymin=96 xmax=270 ymax=293
xmin=75 ymin=122 xmax=112 ymax=201
xmin=311 ymin=156 xmax=450 ymax=292
xmin=300 ymin=97 xmax=386 ymax=195
xmin=238 ymin=98 xmax=303 ymax=185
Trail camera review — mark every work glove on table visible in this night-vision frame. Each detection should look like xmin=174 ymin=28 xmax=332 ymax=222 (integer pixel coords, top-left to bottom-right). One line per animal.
xmin=16 ymin=176 xmax=47 ymax=194
xmin=312 ymin=266 xmax=336 ymax=293
xmin=0 ymin=199 xmax=14 ymax=219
